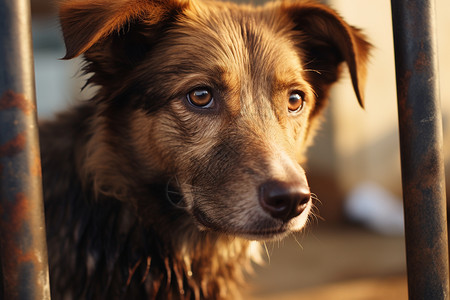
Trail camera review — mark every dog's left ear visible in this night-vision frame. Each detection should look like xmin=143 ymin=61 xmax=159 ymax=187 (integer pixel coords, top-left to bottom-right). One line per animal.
xmin=281 ymin=2 xmax=371 ymax=108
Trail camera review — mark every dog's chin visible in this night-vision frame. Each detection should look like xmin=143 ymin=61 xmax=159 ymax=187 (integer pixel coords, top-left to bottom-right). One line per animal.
xmin=192 ymin=203 xmax=312 ymax=241
xmin=234 ymin=228 xmax=291 ymax=241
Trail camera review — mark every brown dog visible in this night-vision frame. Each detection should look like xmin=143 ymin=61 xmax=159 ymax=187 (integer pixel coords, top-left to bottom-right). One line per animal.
xmin=39 ymin=0 xmax=370 ymax=299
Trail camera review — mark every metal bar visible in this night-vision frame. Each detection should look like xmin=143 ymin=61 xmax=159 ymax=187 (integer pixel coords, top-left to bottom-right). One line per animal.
xmin=0 ymin=0 xmax=51 ymax=299
xmin=391 ymin=0 xmax=449 ymax=299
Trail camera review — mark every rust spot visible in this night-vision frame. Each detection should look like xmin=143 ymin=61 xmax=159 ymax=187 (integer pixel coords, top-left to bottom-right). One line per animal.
xmin=30 ymin=143 xmax=42 ymax=177
xmin=2 ymin=193 xmax=28 ymax=231
xmin=0 ymin=90 xmax=35 ymax=115
xmin=0 ymin=193 xmax=41 ymax=287
xmin=397 ymin=70 xmax=413 ymax=123
xmin=0 ymin=133 xmax=26 ymax=157
xmin=398 ymin=70 xmax=412 ymax=102
xmin=415 ymin=51 xmax=428 ymax=71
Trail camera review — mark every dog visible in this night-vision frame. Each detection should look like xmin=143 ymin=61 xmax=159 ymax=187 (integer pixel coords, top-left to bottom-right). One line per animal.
xmin=39 ymin=0 xmax=370 ymax=299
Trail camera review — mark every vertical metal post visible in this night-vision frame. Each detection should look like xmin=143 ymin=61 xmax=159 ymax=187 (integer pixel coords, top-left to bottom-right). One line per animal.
xmin=391 ymin=0 xmax=449 ymax=299
xmin=0 ymin=0 xmax=51 ymax=299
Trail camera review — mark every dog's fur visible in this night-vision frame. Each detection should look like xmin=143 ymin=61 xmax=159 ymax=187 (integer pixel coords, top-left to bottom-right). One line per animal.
xmin=40 ymin=0 xmax=370 ymax=299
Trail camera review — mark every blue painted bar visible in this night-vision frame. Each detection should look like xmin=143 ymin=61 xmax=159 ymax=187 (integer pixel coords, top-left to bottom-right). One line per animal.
xmin=0 ymin=0 xmax=51 ymax=299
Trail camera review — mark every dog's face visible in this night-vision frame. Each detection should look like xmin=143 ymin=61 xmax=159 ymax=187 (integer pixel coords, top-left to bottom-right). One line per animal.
xmin=59 ymin=0 xmax=370 ymax=240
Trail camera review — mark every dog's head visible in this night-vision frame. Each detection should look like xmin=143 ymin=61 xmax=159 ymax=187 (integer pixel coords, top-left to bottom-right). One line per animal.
xmin=60 ymin=0 xmax=370 ymax=240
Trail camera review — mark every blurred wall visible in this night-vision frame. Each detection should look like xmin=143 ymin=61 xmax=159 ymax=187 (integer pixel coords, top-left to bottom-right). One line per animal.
xmin=307 ymin=0 xmax=450 ymax=223
xmin=331 ymin=0 xmax=449 ymax=192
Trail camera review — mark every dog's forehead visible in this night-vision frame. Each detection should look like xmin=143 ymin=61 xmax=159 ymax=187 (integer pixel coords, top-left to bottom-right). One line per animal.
xmin=151 ymin=4 xmax=306 ymax=102
xmin=185 ymin=5 xmax=302 ymax=77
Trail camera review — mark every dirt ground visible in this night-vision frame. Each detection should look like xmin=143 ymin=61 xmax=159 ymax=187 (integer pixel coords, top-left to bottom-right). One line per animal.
xmin=245 ymin=225 xmax=407 ymax=300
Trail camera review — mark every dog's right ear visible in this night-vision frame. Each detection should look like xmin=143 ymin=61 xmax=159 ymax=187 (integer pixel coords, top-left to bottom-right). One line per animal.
xmin=59 ymin=0 xmax=187 ymax=59
xmin=280 ymin=1 xmax=371 ymax=109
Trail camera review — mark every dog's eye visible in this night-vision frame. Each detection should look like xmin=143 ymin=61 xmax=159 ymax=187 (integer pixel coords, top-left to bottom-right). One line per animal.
xmin=187 ymin=88 xmax=214 ymax=108
xmin=288 ymin=91 xmax=305 ymax=113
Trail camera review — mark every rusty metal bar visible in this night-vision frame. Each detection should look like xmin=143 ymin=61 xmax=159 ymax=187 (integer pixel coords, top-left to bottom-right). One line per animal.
xmin=0 ymin=0 xmax=51 ymax=299
xmin=391 ymin=0 xmax=449 ymax=299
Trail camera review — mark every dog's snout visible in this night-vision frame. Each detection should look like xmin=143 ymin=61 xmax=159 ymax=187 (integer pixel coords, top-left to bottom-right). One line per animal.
xmin=259 ymin=180 xmax=311 ymax=222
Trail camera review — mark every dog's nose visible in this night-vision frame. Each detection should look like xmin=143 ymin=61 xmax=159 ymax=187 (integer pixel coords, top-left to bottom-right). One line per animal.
xmin=259 ymin=180 xmax=311 ymax=222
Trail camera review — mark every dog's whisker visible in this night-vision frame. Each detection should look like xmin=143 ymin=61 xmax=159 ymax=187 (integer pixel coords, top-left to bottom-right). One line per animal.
xmin=165 ymin=177 xmax=189 ymax=209
xmin=311 ymin=193 xmax=323 ymax=205
xmin=292 ymin=234 xmax=304 ymax=250
xmin=262 ymin=242 xmax=271 ymax=264
xmin=303 ymin=68 xmax=322 ymax=75
xmin=310 ymin=204 xmax=325 ymax=223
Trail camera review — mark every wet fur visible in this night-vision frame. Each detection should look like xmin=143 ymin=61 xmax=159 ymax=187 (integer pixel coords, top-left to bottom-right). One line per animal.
xmin=40 ymin=0 xmax=370 ymax=299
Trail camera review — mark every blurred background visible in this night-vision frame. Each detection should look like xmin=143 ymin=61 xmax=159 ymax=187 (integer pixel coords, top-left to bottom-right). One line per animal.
xmin=30 ymin=0 xmax=449 ymax=299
